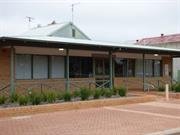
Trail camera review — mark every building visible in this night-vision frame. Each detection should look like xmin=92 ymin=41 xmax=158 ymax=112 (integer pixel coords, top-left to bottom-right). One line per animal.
xmin=136 ymin=34 xmax=180 ymax=82
xmin=1 ymin=22 xmax=180 ymax=95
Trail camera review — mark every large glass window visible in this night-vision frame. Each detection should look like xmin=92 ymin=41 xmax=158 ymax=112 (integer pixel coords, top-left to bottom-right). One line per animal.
xmin=16 ymin=54 xmax=31 ymax=79
xmin=33 ymin=55 xmax=48 ymax=79
xmin=115 ymin=58 xmax=127 ymax=77
xmin=50 ymin=56 xmax=65 ymax=78
xmin=145 ymin=60 xmax=153 ymax=77
xmin=127 ymin=59 xmax=135 ymax=77
xmin=154 ymin=60 xmax=161 ymax=77
xmin=135 ymin=59 xmax=143 ymax=77
xmin=69 ymin=57 xmax=93 ymax=78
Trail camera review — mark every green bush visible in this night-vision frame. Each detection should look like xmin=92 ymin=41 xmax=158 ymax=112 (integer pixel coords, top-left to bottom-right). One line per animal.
xmin=158 ymin=86 xmax=165 ymax=92
xmin=73 ymin=90 xmax=80 ymax=98
xmin=118 ymin=87 xmax=127 ymax=97
xmin=18 ymin=95 xmax=28 ymax=106
xmin=174 ymin=83 xmax=180 ymax=92
xmin=0 ymin=95 xmax=6 ymax=105
xmin=100 ymin=89 xmax=106 ymax=96
xmin=10 ymin=93 xmax=19 ymax=103
xmin=46 ymin=91 xmax=57 ymax=103
xmin=41 ymin=91 xmax=48 ymax=102
xmin=112 ymin=88 xmax=118 ymax=95
xmin=80 ymin=88 xmax=91 ymax=101
xmin=93 ymin=89 xmax=101 ymax=99
xmin=29 ymin=92 xmax=42 ymax=105
xmin=63 ymin=92 xmax=71 ymax=102
xmin=104 ymin=89 xmax=112 ymax=98
xmin=57 ymin=91 xmax=64 ymax=100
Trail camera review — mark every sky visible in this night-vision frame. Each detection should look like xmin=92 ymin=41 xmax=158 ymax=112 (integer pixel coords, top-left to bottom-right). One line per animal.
xmin=0 ymin=0 xmax=180 ymax=43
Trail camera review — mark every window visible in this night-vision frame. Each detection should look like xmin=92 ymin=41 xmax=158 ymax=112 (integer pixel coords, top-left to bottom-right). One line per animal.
xmin=154 ymin=60 xmax=162 ymax=77
xmin=127 ymin=59 xmax=135 ymax=77
xmin=50 ymin=56 xmax=65 ymax=78
xmin=81 ymin=58 xmax=93 ymax=77
xmin=69 ymin=57 xmax=93 ymax=78
xmin=145 ymin=60 xmax=153 ymax=77
xmin=16 ymin=54 xmax=31 ymax=79
xmin=135 ymin=59 xmax=143 ymax=77
xmin=33 ymin=55 xmax=48 ymax=79
xmin=115 ymin=58 xmax=127 ymax=77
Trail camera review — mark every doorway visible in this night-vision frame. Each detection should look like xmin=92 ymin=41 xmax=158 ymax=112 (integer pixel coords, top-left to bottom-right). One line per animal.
xmin=94 ymin=57 xmax=110 ymax=88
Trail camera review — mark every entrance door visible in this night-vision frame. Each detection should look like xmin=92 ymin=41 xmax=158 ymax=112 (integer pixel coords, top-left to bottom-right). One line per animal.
xmin=95 ymin=57 xmax=110 ymax=88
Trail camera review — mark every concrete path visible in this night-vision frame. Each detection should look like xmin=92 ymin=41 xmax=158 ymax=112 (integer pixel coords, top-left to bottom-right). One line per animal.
xmin=0 ymin=100 xmax=180 ymax=135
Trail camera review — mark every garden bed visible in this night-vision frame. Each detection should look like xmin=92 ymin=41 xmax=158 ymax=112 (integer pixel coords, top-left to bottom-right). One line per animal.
xmin=0 ymin=94 xmax=156 ymax=118
xmin=0 ymin=87 xmax=128 ymax=108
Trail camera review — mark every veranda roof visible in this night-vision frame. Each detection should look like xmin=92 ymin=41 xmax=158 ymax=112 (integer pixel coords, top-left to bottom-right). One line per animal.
xmin=0 ymin=36 xmax=180 ymax=56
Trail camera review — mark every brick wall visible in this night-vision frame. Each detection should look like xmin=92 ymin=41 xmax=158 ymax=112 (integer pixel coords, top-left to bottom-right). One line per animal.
xmin=15 ymin=78 xmax=96 ymax=93
xmin=114 ymin=76 xmax=171 ymax=90
xmin=0 ymin=48 xmax=10 ymax=92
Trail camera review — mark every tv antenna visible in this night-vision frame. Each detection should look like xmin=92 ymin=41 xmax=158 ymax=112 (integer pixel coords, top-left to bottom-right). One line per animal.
xmin=71 ymin=3 xmax=80 ymax=23
xmin=26 ymin=16 xmax=34 ymax=29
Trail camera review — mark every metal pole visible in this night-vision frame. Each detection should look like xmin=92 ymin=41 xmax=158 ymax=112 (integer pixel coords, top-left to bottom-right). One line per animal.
xmin=66 ymin=48 xmax=70 ymax=92
xmin=142 ymin=53 xmax=145 ymax=91
xmin=10 ymin=46 xmax=14 ymax=95
xmin=109 ymin=50 xmax=113 ymax=89
xmin=171 ymin=56 xmax=173 ymax=86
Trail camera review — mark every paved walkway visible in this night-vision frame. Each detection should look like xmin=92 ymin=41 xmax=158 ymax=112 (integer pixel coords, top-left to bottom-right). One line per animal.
xmin=0 ymin=100 xmax=180 ymax=135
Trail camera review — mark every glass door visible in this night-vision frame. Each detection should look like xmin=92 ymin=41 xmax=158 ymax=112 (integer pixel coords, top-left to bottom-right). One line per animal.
xmin=95 ymin=57 xmax=109 ymax=88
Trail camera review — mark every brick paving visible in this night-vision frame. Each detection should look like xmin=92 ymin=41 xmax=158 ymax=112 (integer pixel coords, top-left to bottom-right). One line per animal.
xmin=0 ymin=100 xmax=180 ymax=135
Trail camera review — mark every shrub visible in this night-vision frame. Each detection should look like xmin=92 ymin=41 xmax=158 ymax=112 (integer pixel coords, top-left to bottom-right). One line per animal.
xmin=10 ymin=93 xmax=19 ymax=103
xmin=171 ymin=83 xmax=177 ymax=91
xmin=100 ymin=89 xmax=106 ymax=96
xmin=46 ymin=91 xmax=57 ymax=103
xmin=118 ymin=87 xmax=127 ymax=97
xmin=29 ymin=92 xmax=42 ymax=105
xmin=63 ymin=92 xmax=71 ymax=102
xmin=80 ymin=88 xmax=91 ymax=101
xmin=0 ymin=95 xmax=6 ymax=105
xmin=18 ymin=95 xmax=28 ymax=106
xmin=158 ymin=86 xmax=165 ymax=92
xmin=93 ymin=89 xmax=101 ymax=99
xmin=73 ymin=90 xmax=80 ymax=98
xmin=174 ymin=83 xmax=180 ymax=92
xmin=57 ymin=91 xmax=64 ymax=100
xmin=112 ymin=88 xmax=118 ymax=95
xmin=104 ymin=89 xmax=112 ymax=98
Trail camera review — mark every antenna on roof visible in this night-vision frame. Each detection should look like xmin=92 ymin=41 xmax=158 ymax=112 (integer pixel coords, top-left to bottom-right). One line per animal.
xmin=71 ymin=3 xmax=80 ymax=23
xmin=26 ymin=16 xmax=34 ymax=29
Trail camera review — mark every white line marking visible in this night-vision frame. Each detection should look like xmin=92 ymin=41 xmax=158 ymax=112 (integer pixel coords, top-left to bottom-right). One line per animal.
xmin=145 ymin=127 xmax=180 ymax=135
xmin=141 ymin=102 xmax=180 ymax=110
xmin=12 ymin=115 xmax=31 ymax=120
xmin=104 ymin=107 xmax=180 ymax=120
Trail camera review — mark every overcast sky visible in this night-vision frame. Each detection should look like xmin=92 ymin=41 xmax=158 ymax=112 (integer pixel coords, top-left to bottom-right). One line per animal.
xmin=0 ymin=0 xmax=180 ymax=43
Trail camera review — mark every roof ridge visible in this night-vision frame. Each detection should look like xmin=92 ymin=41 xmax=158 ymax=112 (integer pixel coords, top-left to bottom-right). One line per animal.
xmin=31 ymin=21 xmax=70 ymax=30
xmin=140 ymin=33 xmax=180 ymax=40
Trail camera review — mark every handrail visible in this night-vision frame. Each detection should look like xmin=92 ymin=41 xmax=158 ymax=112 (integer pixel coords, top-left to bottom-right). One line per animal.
xmin=0 ymin=84 xmax=10 ymax=91
xmin=121 ymin=78 xmax=156 ymax=92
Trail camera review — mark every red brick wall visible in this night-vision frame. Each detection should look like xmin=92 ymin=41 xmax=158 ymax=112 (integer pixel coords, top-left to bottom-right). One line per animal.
xmin=0 ymin=48 xmax=10 ymax=89
xmin=114 ymin=77 xmax=171 ymax=90
xmin=15 ymin=78 xmax=96 ymax=93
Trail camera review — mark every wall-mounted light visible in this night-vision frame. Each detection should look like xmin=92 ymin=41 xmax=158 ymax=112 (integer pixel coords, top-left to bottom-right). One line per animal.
xmin=154 ymin=54 xmax=159 ymax=57
xmin=59 ymin=48 xmax=64 ymax=51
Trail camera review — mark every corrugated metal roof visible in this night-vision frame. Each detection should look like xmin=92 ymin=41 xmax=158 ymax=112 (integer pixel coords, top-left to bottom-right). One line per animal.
xmin=20 ymin=22 xmax=70 ymax=37
xmin=136 ymin=33 xmax=180 ymax=45
xmin=3 ymin=36 xmax=180 ymax=53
